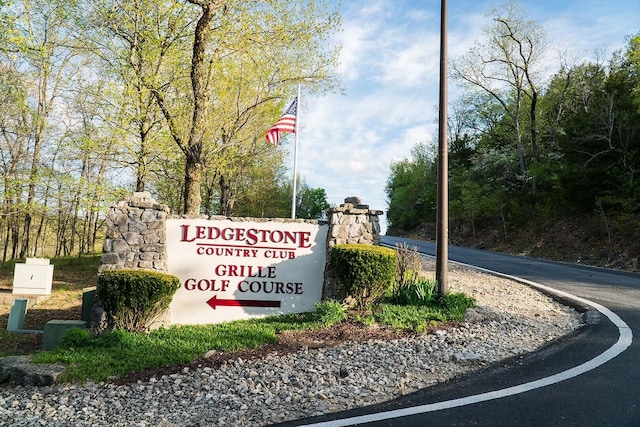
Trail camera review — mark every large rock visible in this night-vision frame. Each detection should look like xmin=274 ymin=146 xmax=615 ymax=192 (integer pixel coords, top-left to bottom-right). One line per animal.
xmin=463 ymin=305 xmax=505 ymax=323
xmin=0 ymin=355 xmax=66 ymax=386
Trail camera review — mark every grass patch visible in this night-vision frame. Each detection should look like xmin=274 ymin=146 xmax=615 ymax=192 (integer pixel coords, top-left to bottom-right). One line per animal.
xmin=32 ymin=305 xmax=342 ymax=383
xmin=0 ymin=331 xmax=43 ymax=356
xmin=49 ymin=254 xmax=101 ymax=291
xmin=34 ymin=322 xmax=282 ymax=382
xmin=29 ymin=295 xmax=474 ymax=384
xmin=0 ymin=254 xmax=100 ymax=291
xmin=358 ymin=292 xmax=475 ymax=333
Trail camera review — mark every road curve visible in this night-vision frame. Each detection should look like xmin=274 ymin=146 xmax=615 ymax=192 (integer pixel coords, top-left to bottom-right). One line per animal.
xmin=279 ymin=236 xmax=640 ymax=427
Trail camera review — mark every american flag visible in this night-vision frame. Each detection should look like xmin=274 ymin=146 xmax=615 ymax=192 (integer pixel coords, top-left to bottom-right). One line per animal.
xmin=265 ymin=98 xmax=297 ymax=146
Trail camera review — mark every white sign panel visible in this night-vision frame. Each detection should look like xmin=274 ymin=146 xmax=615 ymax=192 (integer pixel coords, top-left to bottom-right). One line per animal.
xmin=166 ymin=218 xmax=328 ymax=324
xmin=13 ymin=261 xmax=54 ymax=295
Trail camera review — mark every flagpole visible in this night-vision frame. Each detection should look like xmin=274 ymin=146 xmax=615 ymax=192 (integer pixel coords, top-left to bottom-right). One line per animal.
xmin=291 ymin=84 xmax=301 ymax=219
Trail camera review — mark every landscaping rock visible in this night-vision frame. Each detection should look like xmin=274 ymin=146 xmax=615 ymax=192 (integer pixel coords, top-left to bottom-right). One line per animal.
xmin=0 ymin=355 xmax=65 ymax=386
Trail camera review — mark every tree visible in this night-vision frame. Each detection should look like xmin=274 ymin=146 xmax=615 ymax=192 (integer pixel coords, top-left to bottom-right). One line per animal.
xmin=539 ymin=49 xmax=640 ymax=214
xmin=138 ymin=0 xmax=340 ymax=215
xmin=0 ymin=0 xmax=341 ymax=260
xmin=1 ymin=0 xmax=86 ymax=258
xmin=469 ymin=145 xmax=524 ymax=236
xmin=541 ymin=61 xmax=608 ymax=209
xmin=385 ymin=143 xmax=438 ymax=232
xmin=627 ymin=34 xmax=640 ymax=112
xmin=202 ymin=136 xmax=287 ymax=217
xmin=452 ymin=0 xmax=547 ymax=184
xmin=0 ymin=63 xmax=31 ymax=261
xmin=85 ymin=0 xmax=196 ymax=194
xmin=231 ymin=164 xmax=291 ymax=218
xmin=296 ymin=181 xmax=330 ymax=220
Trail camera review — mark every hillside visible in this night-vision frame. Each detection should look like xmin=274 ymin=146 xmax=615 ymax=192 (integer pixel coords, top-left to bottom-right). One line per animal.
xmin=399 ymin=213 xmax=640 ymax=273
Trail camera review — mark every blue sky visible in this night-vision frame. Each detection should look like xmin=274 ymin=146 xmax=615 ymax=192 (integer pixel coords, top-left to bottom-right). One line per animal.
xmin=287 ymin=0 xmax=640 ymax=233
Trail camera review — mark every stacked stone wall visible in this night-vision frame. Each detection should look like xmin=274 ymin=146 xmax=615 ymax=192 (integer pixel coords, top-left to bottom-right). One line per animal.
xmin=99 ymin=192 xmax=169 ymax=274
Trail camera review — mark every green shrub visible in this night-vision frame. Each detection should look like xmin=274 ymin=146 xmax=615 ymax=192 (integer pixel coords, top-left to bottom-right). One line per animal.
xmin=374 ymin=304 xmax=446 ymax=332
xmin=390 ymin=243 xmax=439 ymax=306
xmin=331 ymin=244 xmax=396 ymax=308
xmin=97 ymin=269 xmax=180 ymax=333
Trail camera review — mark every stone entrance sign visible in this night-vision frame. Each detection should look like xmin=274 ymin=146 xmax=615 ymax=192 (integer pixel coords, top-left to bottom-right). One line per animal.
xmin=166 ymin=218 xmax=328 ymax=324
xmin=98 ymin=193 xmax=382 ymax=328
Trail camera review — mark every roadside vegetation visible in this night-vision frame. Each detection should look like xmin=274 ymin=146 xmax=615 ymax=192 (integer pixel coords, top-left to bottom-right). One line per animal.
xmin=0 ymin=247 xmax=474 ymax=384
xmin=385 ymin=3 xmax=640 ymax=272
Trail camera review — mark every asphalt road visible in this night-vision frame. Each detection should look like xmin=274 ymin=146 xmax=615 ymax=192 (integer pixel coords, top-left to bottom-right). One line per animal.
xmin=276 ymin=236 xmax=640 ymax=427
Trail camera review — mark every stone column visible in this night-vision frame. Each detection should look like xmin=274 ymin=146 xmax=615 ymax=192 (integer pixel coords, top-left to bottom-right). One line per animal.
xmin=93 ymin=192 xmax=170 ymax=333
xmin=99 ymin=192 xmax=170 ymax=273
xmin=323 ymin=197 xmax=384 ymax=301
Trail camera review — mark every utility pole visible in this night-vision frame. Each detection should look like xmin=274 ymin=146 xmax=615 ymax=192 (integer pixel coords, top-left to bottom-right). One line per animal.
xmin=436 ymin=0 xmax=449 ymax=296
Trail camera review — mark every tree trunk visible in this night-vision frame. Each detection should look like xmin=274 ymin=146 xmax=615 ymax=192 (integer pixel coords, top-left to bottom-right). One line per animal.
xmin=135 ymin=123 xmax=150 ymax=192
xmin=183 ymin=150 xmax=203 ymax=215
xmin=181 ymin=1 xmax=220 ymax=215
xmin=530 ymin=90 xmax=539 ymax=162
xmin=69 ymin=194 xmax=79 ymax=256
xmin=135 ymin=158 xmax=146 ymax=192
xmin=219 ymin=174 xmax=235 ymax=216
xmin=21 ymin=57 xmax=51 ymax=259
xmin=529 ymin=88 xmax=539 ymax=194
xmin=34 ymin=214 xmax=47 ymax=258
xmin=33 ymin=173 xmax=54 ymax=257
xmin=11 ymin=219 xmax=20 ymax=260
xmin=2 ymin=222 xmax=9 ymax=263
xmin=55 ymin=185 xmax=66 ymax=257
xmin=509 ymin=89 xmax=526 ymax=178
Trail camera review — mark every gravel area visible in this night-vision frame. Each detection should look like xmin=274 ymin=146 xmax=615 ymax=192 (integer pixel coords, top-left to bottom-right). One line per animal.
xmin=0 ymin=263 xmax=583 ymax=426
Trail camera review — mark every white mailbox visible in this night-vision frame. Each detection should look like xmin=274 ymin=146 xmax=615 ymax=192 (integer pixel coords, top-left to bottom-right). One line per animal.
xmin=12 ymin=258 xmax=54 ymax=295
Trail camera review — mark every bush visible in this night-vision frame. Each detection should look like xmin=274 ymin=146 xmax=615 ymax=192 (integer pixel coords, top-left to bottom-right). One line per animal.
xmin=97 ymin=270 xmax=180 ymax=333
xmin=331 ymin=244 xmax=396 ymax=309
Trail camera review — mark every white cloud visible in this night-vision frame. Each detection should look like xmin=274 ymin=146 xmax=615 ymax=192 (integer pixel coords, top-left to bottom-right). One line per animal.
xmin=296 ymin=0 xmax=640 ymax=235
xmin=378 ymin=38 xmax=441 ymax=87
xmin=337 ymin=23 xmax=379 ymax=81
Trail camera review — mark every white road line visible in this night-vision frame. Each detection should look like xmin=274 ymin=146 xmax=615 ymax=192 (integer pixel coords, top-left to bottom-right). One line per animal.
xmin=300 ymin=261 xmax=633 ymax=427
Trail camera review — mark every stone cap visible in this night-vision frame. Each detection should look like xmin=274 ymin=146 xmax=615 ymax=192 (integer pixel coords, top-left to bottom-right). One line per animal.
xmin=329 ymin=205 xmax=383 ymax=215
xmin=115 ymin=192 xmax=170 ymax=212
xmin=344 ymin=196 xmax=361 ymax=204
xmin=330 ymin=196 xmax=382 ymax=215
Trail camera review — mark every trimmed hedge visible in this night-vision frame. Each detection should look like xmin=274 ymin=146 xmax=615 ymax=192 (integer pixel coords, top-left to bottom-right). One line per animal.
xmin=97 ymin=269 xmax=180 ymax=333
xmin=330 ymin=244 xmax=396 ymax=308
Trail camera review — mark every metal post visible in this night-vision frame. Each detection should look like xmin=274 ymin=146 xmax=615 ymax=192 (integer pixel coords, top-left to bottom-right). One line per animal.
xmin=291 ymin=84 xmax=301 ymax=219
xmin=436 ymin=0 xmax=449 ymax=296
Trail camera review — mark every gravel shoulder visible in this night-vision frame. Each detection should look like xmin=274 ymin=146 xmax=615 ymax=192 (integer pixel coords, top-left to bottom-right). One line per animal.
xmin=0 ymin=262 xmax=584 ymax=427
